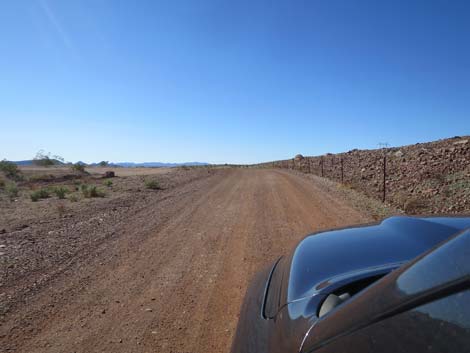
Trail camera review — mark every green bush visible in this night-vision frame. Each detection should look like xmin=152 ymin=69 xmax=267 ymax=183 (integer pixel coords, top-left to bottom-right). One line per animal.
xmin=5 ymin=182 xmax=19 ymax=200
xmin=145 ymin=179 xmax=161 ymax=190
xmin=72 ymin=180 xmax=81 ymax=191
xmin=88 ymin=185 xmax=105 ymax=198
xmin=30 ymin=188 xmax=50 ymax=202
xmin=80 ymin=184 xmax=88 ymax=194
xmin=71 ymin=163 xmax=86 ymax=173
xmin=68 ymin=194 xmax=79 ymax=202
xmin=103 ymin=179 xmax=113 ymax=187
xmin=0 ymin=177 xmax=5 ymax=189
xmin=53 ymin=186 xmax=69 ymax=199
xmin=0 ymin=159 xmax=20 ymax=179
xmin=81 ymin=184 xmax=105 ymax=198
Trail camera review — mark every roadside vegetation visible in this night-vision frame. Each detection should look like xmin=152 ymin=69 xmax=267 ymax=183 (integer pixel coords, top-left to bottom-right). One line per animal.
xmin=80 ymin=184 xmax=105 ymax=198
xmin=0 ymin=160 xmax=22 ymax=201
xmin=53 ymin=186 xmax=69 ymax=199
xmin=0 ymin=161 xmax=196 ymax=206
xmin=68 ymin=194 xmax=79 ymax=202
xmin=28 ymin=184 xmax=104 ymax=202
xmin=30 ymin=188 xmax=51 ymax=202
xmin=145 ymin=179 xmax=162 ymax=190
xmin=33 ymin=150 xmax=64 ymax=167
xmin=0 ymin=159 xmax=22 ymax=180
xmin=5 ymin=182 xmax=19 ymax=201
xmin=71 ymin=162 xmax=87 ymax=173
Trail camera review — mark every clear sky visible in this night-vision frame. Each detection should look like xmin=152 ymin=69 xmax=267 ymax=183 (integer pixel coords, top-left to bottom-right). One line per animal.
xmin=1 ymin=0 xmax=469 ymax=164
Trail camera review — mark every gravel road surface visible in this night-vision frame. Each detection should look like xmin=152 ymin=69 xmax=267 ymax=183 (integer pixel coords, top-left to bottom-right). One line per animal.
xmin=1 ymin=169 xmax=372 ymax=353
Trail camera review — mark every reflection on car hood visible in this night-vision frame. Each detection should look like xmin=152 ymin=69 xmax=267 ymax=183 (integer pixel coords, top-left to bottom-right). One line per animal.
xmin=284 ymin=216 xmax=470 ymax=305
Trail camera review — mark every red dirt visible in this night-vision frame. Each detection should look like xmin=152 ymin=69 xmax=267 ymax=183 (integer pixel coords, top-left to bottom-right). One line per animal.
xmin=1 ymin=168 xmax=374 ymax=353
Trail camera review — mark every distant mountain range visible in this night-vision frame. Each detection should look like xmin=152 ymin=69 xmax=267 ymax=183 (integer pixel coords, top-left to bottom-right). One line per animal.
xmin=12 ymin=160 xmax=209 ymax=168
xmin=12 ymin=160 xmax=65 ymax=166
xmin=93 ymin=162 xmax=210 ymax=168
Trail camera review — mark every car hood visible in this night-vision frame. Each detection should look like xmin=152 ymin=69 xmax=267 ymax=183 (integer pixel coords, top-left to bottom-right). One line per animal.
xmin=267 ymin=216 xmax=470 ymax=318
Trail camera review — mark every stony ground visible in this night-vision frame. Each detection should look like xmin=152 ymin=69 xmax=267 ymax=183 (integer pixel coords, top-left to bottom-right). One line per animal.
xmin=261 ymin=136 xmax=470 ymax=214
xmin=0 ymin=168 xmax=396 ymax=353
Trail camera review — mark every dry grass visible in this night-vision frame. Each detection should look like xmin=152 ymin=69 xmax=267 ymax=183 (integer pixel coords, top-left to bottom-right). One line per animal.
xmin=403 ymin=197 xmax=428 ymax=214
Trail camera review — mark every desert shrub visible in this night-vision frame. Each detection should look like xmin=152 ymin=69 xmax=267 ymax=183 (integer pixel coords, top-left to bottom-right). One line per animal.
xmin=71 ymin=163 xmax=86 ymax=173
xmin=81 ymin=184 xmax=105 ymax=198
xmin=30 ymin=188 xmax=50 ymax=202
xmin=68 ymin=194 xmax=79 ymax=202
xmin=0 ymin=159 xmax=20 ymax=179
xmin=0 ymin=177 xmax=5 ymax=189
xmin=99 ymin=161 xmax=109 ymax=167
xmin=90 ymin=186 xmax=105 ymax=198
xmin=5 ymin=182 xmax=19 ymax=200
xmin=72 ymin=180 xmax=82 ymax=191
xmin=392 ymin=192 xmax=408 ymax=209
xmin=53 ymin=186 xmax=69 ymax=199
xmin=393 ymin=192 xmax=428 ymax=214
xmin=145 ymin=179 xmax=161 ymax=190
xmin=404 ymin=197 xmax=427 ymax=214
xmin=103 ymin=179 xmax=113 ymax=187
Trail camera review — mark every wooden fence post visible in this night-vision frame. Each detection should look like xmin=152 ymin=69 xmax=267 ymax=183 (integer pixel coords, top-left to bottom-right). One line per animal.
xmin=382 ymin=155 xmax=386 ymax=202
xmin=341 ymin=157 xmax=344 ymax=184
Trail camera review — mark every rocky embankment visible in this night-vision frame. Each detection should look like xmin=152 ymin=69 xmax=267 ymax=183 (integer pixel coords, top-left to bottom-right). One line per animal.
xmin=259 ymin=136 xmax=470 ymax=214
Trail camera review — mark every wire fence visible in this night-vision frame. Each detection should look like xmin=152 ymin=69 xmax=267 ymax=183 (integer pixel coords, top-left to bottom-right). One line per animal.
xmin=261 ymin=139 xmax=470 ymax=214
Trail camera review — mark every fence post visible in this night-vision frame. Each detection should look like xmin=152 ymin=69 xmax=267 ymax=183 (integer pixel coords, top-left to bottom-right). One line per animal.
xmin=341 ymin=157 xmax=344 ymax=184
xmin=382 ymin=155 xmax=386 ymax=202
xmin=320 ymin=156 xmax=323 ymax=177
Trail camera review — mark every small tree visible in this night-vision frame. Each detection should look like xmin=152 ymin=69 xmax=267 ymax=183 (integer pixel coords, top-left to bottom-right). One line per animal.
xmin=99 ymin=161 xmax=109 ymax=167
xmin=33 ymin=150 xmax=63 ymax=166
xmin=71 ymin=162 xmax=86 ymax=173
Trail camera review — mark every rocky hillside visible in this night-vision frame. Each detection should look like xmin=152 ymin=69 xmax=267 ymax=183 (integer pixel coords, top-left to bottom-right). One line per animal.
xmin=259 ymin=136 xmax=470 ymax=214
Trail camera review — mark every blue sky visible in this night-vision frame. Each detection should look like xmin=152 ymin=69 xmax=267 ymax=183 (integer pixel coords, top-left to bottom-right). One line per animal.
xmin=1 ymin=0 xmax=469 ymax=164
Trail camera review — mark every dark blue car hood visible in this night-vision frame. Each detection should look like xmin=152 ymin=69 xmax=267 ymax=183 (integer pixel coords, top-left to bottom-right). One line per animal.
xmin=274 ymin=216 xmax=470 ymax=313
xmin=231 ymin=216 xmax=470 ymax=353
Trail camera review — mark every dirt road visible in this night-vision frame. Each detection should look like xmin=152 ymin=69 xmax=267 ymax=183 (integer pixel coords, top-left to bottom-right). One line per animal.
xmin=1 ymin=169 xmax=373 ymax=353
